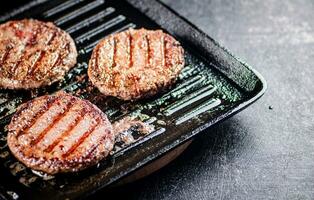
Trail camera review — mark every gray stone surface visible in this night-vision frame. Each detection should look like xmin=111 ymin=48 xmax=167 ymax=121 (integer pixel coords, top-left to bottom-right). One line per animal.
xmin=96 ymin=0 xmax=314 ymax=199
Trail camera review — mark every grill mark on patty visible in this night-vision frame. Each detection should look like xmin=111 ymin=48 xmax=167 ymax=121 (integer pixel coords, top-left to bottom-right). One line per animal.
xmin=10 ymin=48 xmax=26 ymax=77
xmin=48 ymin=53 xmax=61 ymax=74
xmin=30 ymin=97 xmax=76 ymax=146
xmin=95 ymin=45 xmax=101 ymax=73
xmin=126 ymin=32 xmax=131 ymax=68
xmin=58 ymin=41 xmax=70 ymax=64
xmin=46 ymin=52 xmax=61 ymax=76
xmin=129 ymin=32 xmax=133 ymax=68
xmin=16 ymin=96 xmax=58 ymax=137
xmin=27 ymin=50 xmax=45 ymax=76
xmin=0 ymin=45 xmax=12 ymax=65
xmin=62 ymin=116 xmax=101 ymax=158
xmin=146 ymin=34 xmax=150 ymax=68
xmin=42 ymin=42 xmax=68 ymax=79
xmin=162 ymin=35 xmax=165 ymax=68
xmin=44 ymin=108 xmax=87 ymax=153
xmin=112 ymin=36 xmax=117 ymax=68
xmin=46 ymin=30 xmax=57 ymax=46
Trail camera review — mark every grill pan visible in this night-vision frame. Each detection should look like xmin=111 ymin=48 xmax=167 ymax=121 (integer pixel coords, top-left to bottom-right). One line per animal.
xmin=0 ymin=0 xmax=267 ymax=199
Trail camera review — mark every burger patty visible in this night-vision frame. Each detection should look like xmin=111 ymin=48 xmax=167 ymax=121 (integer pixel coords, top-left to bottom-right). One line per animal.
xmin=0 ymin=19 xmax=77 ymax=89
xmin=7 ymin=92 xmax=114 ymax=174
xmin=88 ymin=28 xmax=185 ymax=100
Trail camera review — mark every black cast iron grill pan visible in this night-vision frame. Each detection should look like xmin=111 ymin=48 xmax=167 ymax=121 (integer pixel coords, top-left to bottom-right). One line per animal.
xmin=0 ymin=0 xmax=267 ymax=199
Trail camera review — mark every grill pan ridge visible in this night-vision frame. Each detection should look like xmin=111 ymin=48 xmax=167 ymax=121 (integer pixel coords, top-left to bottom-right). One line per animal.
xmin=0 ymin=0 xmax=266 ymax=199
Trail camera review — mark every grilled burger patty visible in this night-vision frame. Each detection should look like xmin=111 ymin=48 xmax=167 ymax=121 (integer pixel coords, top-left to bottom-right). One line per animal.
xmin=88 ymin=28 xmax=185 ymax=100
xmin=7 ymin=92 xmax=114 ymax=174
xmin=0 ymin=19 xmax=77 ymax=89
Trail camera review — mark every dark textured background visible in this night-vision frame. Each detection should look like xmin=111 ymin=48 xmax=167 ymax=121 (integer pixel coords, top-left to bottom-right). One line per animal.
xmin=3 ymin=0 xmax=314 ymax=199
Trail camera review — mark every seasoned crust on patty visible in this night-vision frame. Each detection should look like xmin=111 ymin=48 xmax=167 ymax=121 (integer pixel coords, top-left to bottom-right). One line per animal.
xmin=0 ymin=19 xmax=77 ymax=89
xmin=88 ymin=28 xmax=184 ymax=100
xmin=7 ymin=92 xmax=114 ymax=174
